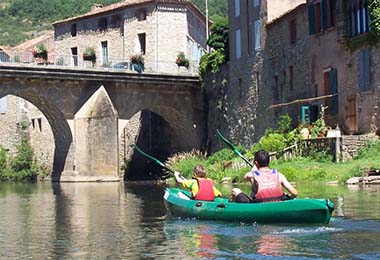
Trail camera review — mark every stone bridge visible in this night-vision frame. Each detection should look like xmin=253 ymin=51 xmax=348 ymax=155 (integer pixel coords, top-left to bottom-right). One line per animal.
xmin=0 ymin=65 xmax=204 ymax=182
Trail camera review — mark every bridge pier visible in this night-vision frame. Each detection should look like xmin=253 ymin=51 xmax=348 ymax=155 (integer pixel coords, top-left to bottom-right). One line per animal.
xmin=60 ymin=86 xmax=120 ymax=182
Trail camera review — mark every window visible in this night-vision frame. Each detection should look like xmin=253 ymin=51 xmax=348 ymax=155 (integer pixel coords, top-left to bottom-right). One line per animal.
xmin=323 ymin=68 xmax=338 ymax=115
xmin=101 ymin=41 xmax=108 ymax=63
xmin=348 ymin=1 xmax=369 ymax=37
xmin=308 ymin=0 xmax=336 ymax=35
xmin=98 ymin=18 xmax=108 ymax=31
xmin=138 ymin=33 xmax=146 ymax=55
xmin=289 ymin=19 xmax=297 ymax=44
xmin=235 ymin=0 xmax=240 ymax=17
xmin=253 ymin=0 xmax=260 ymax=8
xmin=37 ymin=118 xmax=42 ymax=132
xmin=136 ymin=9 xmax=147 ymax=21
xmin=71 ymin=23 xmax=77 ymax=37
xmin=289 ymin=66 xmax=294 ymax=91
xmin=0 ymin=96 xmax=6 ymax=114
xmin=71 ymin=47 xmax=78 ymax=66
xmin=236 ymin=29 xmax=241 ymax=59
xmin=359 ymin=48 xmax=371 ymax=92
xmin=254 ymin=20 xmax=261 ymax=50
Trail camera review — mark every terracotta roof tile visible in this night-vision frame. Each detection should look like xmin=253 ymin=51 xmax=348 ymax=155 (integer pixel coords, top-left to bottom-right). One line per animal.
xmin=12 ymin=31 xmax=54 ymax=51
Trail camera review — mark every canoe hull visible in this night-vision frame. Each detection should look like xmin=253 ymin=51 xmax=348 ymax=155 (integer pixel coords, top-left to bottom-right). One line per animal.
xmin=164 ymin=188 xmax=334 ymax=224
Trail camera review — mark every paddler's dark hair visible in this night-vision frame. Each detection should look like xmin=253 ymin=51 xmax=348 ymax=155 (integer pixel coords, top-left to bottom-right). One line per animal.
xmin=254 ymin=150 xmax=270 ymax=167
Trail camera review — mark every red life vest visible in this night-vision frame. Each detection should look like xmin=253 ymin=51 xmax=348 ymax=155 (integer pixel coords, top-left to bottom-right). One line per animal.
xmin=193 ymin=177 xmax=215 ymax=201
xmin=254 ymin=169 xmax=284 ymax=202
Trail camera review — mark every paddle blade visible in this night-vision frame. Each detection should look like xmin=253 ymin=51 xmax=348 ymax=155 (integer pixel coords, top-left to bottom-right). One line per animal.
xmin=215 ymin=129 xmax=253 ymax=168
xmin=133 ymin=144 xmax=175 ymax=174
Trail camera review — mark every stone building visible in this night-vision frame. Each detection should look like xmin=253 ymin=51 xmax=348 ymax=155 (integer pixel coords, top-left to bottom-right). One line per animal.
xmin=0 ymin=95 xmax=55 ymax=173
xmin=53 ymin=0 xmax=207 ymax=73
xmin=12 ymin=31 xmax=55 ymax=63
xmin=222 ymin=0 xmax=380 ymax=149
xmin=222 ymin=0 xmax=306 ymax=147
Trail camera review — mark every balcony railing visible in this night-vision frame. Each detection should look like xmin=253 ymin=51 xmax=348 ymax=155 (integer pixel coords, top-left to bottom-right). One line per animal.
xmin=0 ymin=51 xmax=199 ymax=76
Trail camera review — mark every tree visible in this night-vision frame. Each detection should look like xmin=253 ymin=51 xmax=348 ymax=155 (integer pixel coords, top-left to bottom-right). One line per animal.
xmin=206 ymin=17 xmax=229 ymax=60
xmin=198 ymin=17 xmax=229 ymax=81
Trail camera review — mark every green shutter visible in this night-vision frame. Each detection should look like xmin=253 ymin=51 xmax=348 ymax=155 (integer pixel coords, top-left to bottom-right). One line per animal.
xmin=301 ymin=106 xmax=310 ymax=124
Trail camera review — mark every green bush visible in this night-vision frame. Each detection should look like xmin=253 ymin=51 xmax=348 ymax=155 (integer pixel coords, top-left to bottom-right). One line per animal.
xmin=207 ymin=148 xmax=238 ymax=165
xmin=354 ymin=140 xmax=380 ymax=160
xmin=9 ymin=139 xmax=38 ymax=182
xmin=277 ymin=114 xmax=292 ymax=134
xmin=251 ymin=133 xmax=288 ymax=154
xmin=0 ymin=146 xmax=8 ymax=175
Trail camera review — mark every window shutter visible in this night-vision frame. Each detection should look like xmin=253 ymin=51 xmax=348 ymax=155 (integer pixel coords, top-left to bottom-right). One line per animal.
xmin=321 ymin=0 xmax=327 ymax=31
xmin=308 ymin=4 xmax=315 ymax=35
xmin=359 ymin=49 xmax=371 ymax=92
xmin=329 ymin=69 xmax=338 ymax=115
xmin=301 ymin=106 xmax=310 ymax=124
xmin=330 ymin=0 xmax=336 ymax=27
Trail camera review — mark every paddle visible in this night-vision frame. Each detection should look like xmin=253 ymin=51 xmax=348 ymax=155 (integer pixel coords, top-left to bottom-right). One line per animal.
xmin=133 ymin=144 xmax=184 ymax=179
xmin=215 ymin=129 xmax=254 ymax=168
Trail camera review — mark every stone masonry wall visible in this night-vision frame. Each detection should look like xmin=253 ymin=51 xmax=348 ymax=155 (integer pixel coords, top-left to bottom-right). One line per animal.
xmin=0 ymin=95 xmax=24 ymax=155
xmin=264 ymin=4 xmax=311 ymax=127
xmin=341 ymin=134 xmax=379 ymax=161
xmin=0 ymin=95 xmax=54 ymax=173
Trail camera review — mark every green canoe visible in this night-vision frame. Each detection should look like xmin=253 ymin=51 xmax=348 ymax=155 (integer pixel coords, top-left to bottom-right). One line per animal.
xmin=164 ymin=188 xmax=335 ymax=224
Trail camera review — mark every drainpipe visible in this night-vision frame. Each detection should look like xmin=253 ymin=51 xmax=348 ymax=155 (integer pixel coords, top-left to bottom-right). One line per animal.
xmin=155 ymin=0 xmax=159 ymax=71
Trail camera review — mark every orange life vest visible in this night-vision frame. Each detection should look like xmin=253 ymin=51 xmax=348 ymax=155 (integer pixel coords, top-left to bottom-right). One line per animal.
xmin=193 ymin=177 xmax=215 ymax=201
xmin=254 ymin=169 xmax=284 ymax=202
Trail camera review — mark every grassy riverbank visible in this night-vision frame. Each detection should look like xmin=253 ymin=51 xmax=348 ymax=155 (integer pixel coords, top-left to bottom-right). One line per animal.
xmin=165 ymin=138 xmax=380 ymax=184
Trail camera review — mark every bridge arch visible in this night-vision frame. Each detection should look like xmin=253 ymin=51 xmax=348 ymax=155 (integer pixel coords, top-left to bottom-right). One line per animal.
xmin=0 ymin=90 xmax=72 ymax=182
xmin=0 ymin=65 xmax=203 ymax=181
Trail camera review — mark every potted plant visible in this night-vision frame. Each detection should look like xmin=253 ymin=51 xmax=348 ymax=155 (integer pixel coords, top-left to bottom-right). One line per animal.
xmin=83 ymin=47 xmax=96 ymax=66
xmin=32 ymin=44 xmax=48 ymax=62
xmin=130 ymin=54 xmax=144 ymax=73
xmin=176 ymin=52 xmax=190 ymax=69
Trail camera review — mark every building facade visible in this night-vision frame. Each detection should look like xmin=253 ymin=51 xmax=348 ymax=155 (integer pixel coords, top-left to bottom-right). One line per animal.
xmin=53 ymin=0 xmax=207 ymax=73
xmin=226 ymin=0 xmax=380 ymax=146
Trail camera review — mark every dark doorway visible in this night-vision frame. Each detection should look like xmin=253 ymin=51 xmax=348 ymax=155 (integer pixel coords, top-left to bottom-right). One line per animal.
xmin=124 ymin=110 xmax=172 ymax=181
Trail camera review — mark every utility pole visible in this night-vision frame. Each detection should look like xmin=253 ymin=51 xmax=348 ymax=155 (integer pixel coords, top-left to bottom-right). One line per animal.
xmin=205 ymin=0 xmax=209 ymax=52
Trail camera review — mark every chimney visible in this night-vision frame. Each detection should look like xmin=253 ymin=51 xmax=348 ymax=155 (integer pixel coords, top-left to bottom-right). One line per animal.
xmin=91 ymin=3 xmax=104 ymax=12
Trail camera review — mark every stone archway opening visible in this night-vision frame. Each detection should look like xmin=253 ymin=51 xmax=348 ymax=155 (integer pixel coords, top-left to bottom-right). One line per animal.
xmin=0 ymin=94 xmax=56 ymax=177
xmin=122 ymin=109 xmax=173 ymax=181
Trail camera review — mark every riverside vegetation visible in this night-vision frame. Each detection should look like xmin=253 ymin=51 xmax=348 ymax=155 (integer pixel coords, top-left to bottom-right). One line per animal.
xmin=165 ymin=115 xmax=380 ymax=184
xmin=0 ymin=139 xmax=39 ymax=181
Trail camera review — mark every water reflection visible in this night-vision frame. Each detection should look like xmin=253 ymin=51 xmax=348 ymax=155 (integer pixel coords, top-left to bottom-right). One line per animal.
xmin=0 ymin=182 xmax=380 ymax=259
xmin=255 ymin=234 xmax=289 ymax=256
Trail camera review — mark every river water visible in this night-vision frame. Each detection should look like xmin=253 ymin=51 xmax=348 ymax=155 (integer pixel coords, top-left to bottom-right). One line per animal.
xmin=0 ymin=181 xmax=379 ymax=259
